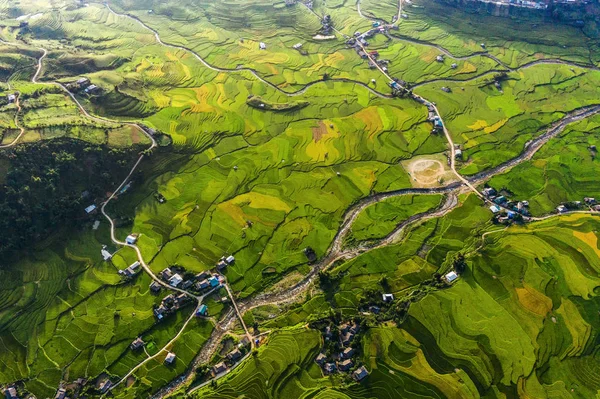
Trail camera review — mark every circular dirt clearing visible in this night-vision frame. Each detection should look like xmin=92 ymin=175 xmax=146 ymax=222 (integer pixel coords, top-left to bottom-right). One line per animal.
xmin=409 ymin=159 xmax=445 ymax=185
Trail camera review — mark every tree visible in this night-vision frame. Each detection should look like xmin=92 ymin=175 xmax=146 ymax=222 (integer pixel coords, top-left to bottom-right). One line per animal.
xmin=453 ymin=253 xmax=467 ymax=274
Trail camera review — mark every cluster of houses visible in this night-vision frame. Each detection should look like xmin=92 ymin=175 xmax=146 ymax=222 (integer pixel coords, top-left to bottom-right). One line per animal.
xmin=484 ymin=187 xmax=530 ymax=222
xmin=318 ymin=14 xmax=334 ymax=36
xmin=153 ymin=291 xmax=192 ymax=321
xmin=65 ymin=77 xmax=100 ymax=95
xmin=347 ymin=21 xmax=396 ymax=53
xmin=210 ymin=337 xmax=250 ymax=377
xmin=422 ymin=101 xmax=444 ymax=134
xmin=157 ymin=259 xmax=229 ymax=295
xmin=3 ymin=384 xmax=78 ymax=399
xmin=557 ymin=197 xmax=598 ymax=214
xmin=131 ymin=335 xmax=176 ymax=366
xmin=314 ymin=321 xmax=368 ymax=381
xmin=84 ymin=181 xmax=133 ymax=216
xmin=475 ymin=0 xmax=549 ymax=9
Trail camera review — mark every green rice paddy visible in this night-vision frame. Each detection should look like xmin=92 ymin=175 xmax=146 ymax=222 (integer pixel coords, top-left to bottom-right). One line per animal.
xmin=1 ymin=0 xmax=600 ymax=397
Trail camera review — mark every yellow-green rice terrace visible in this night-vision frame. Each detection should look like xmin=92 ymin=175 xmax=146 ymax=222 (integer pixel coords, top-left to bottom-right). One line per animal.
xmin=1 ymin=0 xmax=600 ymax=398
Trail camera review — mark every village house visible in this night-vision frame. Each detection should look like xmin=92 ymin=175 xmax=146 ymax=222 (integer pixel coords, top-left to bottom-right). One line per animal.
xmin=341 ymin=331 xmax=354 ymax=346
xmin=84 ymin=84 xmax=99 ymax=94
xmin=315 ymin=353 xmax=327 ymax=365
xmin=259 ymin=42 xmax=267 ymax=50
xmin=55 ymin=388 xmax=66 ymax=399
xmin=196 ymin=271 xmax=210 ymax=281
xmin=494 ymin=196 xmax=507 ymax=205
xmin=338 ymin=359 xmax=353 ymax=371
xmin=150 ymin=281 xmax=161 ymax=293
xmin=227 ymin=348 xmax=242 ymax=362
xmin=130 ymin=337 xmax=144 ymax=350
xmin=154 ymin=304 xmax=168 ymax=320
xmin=483 ymin=187 xmax=496 ymax=197
xmin=119 ymin=261 xmax=141 ymax=278
xmin=4 ymin=386 xmax=18 ymax=399
xmin=125 ymin=234 xmax=138 ymax=245
xmin=352 ymin=366 xmax=369 ymax=381
xmin=208 ymin=275 xmax=220 ymax=287
xmin=382 ymin=293 xmax=394 ymax=302
xmin=324 ymin=362 xmax=337 ymax=374
xmin=175 ymin=293 xmax=188 ymax=308
xmin=436 ymin=55 xmax=444 ymax=62
xmin=165 ymin=352 xmax=176 ymax=365
xmin=489 ymin=205 xmax=501 ymax=214
xmin=7 ymin=94 xmax=16 ymax=103
xmin=585 ymin=197 xmax=596 ymax=205
xmin=238 ymin=337 xmax=250 ymax=349
xmin=444 ymin=271 xmax=459 ymax=283
xmin=76 ymin=77 xmax=90 ymax=86
xmin=169 ymin=274 xmax=183 ymax=287
xmin=196 ymin=279 xmax=210 ymax=290
xmin=98 ymin=379 xmax=112 ymax=393
xmin=217 ymin=260 xmax=227 ymax=271
xmin=85 ymin=204 xmax=97 ymax=214
xmin=557 ymin=205 xmax=568 ymax=213
xmin=101 ymin=246 xmax=113 ymax=261
xmin=196 ymin=304 xmax=208 ymax=316
xmin=342 ymin=347 xmax=355 ymax=359
xmin=226 ymin=255 xmax=235 ymax=264
xmin=181 ymin=280 xmax=193 ymax=290
xmin=161 ymin=268 xmax=173 ymax=280
xmin=212 ymin=362 xmax=228 ymax=376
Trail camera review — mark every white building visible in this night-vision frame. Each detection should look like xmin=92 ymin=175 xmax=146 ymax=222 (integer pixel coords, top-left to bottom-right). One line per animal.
xmin=444 ymin=271 xmax=458 ymax=283
xmin=169 ymin=274 xmax=183 ymax=287
xmin=165 ymin=352 xmax=176 ymax=364
xmin=489 ymin=205 xmax=501 ymax=214
xmin=101 ymin=246 xmax=113 ymax=261
xmin=259 ymin=42 xmax=267 ymax=50
xmin=126 ymin=234 xmax=138 ymax=245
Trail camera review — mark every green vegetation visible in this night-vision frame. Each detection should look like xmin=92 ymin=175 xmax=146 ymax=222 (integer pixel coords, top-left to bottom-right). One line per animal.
xmin=1 ymin=0 xmax=600 ymax=398
xmin=487 ymin=114 xmax=600 ymax=215
xmin=0 ymin=140 xmax=139 ymax=257
xmin=246 ymin=95 xmax=309 ymax=112
xmin=346 ymin=194 xmax=443 ymax=244
xmin=415 ymin=64 xmax=600 ymax=175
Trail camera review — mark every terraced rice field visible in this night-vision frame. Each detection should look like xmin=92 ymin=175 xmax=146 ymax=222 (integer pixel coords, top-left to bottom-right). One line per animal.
xmin=2 ymin=0 xmax=600 ymax=398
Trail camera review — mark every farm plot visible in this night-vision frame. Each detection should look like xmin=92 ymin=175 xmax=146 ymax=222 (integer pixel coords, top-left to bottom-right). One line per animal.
xmin=107 ymin=0 xmax=382 ymax=90
xmin=395 ymin=0 xmax=598 ymax=67
xmin=405 ymin=215 xmax=600 ymax=397
xmin=346 ymin=194 xmax=443 ymax=243
xmin=415 ymin=64 xmax=600 ymax=175
xmin=487 ymin=114 xmax=600 ymax=215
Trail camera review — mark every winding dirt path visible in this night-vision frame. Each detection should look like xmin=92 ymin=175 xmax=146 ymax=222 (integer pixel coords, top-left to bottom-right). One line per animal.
xmin=0 ymin=93 xmax=25 ymax=149
xmin=0 ymin=45 xmax=47 ymax=148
